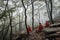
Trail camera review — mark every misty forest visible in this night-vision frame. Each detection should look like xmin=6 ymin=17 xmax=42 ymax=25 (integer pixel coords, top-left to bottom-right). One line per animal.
xmin=0 ymin=0 xmax=60 ymax=40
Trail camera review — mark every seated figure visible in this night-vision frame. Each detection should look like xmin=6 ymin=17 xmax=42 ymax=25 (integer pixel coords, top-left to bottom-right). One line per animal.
xmin=27 ymin=25 xmax=32 ymax=33
xmin=45 ymin=21 xmax=51 ymax=28
xmin=36 ymin=23 xmax=44 ymax=32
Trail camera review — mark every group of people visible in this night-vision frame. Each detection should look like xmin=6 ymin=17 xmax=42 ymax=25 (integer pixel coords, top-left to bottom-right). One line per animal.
xmin=27 ymin=21 xmax=51 ymax=33
xmin=36 ymin=21 xmax=51 ymax=32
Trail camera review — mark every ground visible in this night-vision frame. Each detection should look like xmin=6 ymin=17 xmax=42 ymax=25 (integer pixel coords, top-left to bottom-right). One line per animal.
xmin=12 ymin=30 xmax=60 ymax=40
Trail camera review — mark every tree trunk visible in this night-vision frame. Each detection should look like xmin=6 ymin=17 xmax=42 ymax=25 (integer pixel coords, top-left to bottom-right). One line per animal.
xmin=45 ymin=0 xmax=54 ymax=24
xmin=45 ymin=0 xmax=50 ymax=20
xmin=9 ymin=13 xmax=13 ymax=40
xmin=50 ymin=0 xmax=54 ymax=24
xmin=19 ymin=12 xmax=21 ymax=31
xmin=3 ymin=18 xmax=6 ymax=40
xmin=31 ymin=0 xmax=34 ymax=30
xmin=21 ymin=0 xmax=29 ymax=34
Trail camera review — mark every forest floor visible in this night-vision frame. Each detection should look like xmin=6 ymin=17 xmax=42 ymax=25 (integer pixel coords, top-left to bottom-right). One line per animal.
xmin=13 ymin=30 xmax=60 ymax=40
xmin=24 ymin=31 xmax=60 ymax=40
xmin=28 ymin=32 xmax=45 ymax=40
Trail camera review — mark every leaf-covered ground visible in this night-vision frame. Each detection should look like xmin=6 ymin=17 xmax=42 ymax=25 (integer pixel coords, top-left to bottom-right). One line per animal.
xmin=12 ymin=30 xmax=60 ymax=40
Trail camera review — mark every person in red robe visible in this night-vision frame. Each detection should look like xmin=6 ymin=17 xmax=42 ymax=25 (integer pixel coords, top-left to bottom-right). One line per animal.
xmin=38 ymin=23 xmax=44 ymax=32
xmin=35 ymin=23 xmax=44 ymax=33
xmin=45 ymin=21 xmax=50 ymax=28
xmin=27 ymin=25 xmax=32 ymax=33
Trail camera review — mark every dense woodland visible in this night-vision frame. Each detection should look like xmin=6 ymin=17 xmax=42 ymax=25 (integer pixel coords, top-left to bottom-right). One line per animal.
xmin=0 ymin=0 xmax=60 ymax=40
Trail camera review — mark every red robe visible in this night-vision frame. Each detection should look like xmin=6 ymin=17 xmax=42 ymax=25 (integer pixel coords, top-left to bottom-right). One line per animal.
xmin=38 ymin=24 xmax=43 ymax=31
xmin=27 ymin=26 xmax=32 ymax=33
xmin=45 ymin=21 xmax=50 ymax=28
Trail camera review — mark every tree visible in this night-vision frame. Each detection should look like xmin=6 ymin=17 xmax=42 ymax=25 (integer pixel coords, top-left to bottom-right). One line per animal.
xmin=18 ymin=11 xmax=21 ymax=31
xmin=21 ymin=0 xmax=29 ymax=34
xmin=0 ymin=0 xmax=9 ymax=19
xmin=45 ymin=0 xmax=54 ymax=24
xmin=31 ymin=0 xmax=34 ymax=30
xmin=17 ymin=9 xmax=22 ymax=32
xmin=49 ymin=0 xmax=54 ymax=24
xmin=9 ymin=13 xmax=13 ymax=40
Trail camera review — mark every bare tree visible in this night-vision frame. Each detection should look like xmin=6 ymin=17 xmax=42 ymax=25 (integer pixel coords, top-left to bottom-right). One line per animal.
xmin=45 ymin=0 xmax=54 ymax=24
xmin=19 ymin=12 xmax=21 ymax=31
xmin=21 ymin=0 xmax=29 ymax=34
xmin=49 ymin=0 xmax=54 ymax=24
xmin=9 ymin=13 xmax=13 ymax=40
xmin=31 ymin=0 xmax=34 ymax=30
xmin=2 ymin=18 xmax=6 ymax=40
